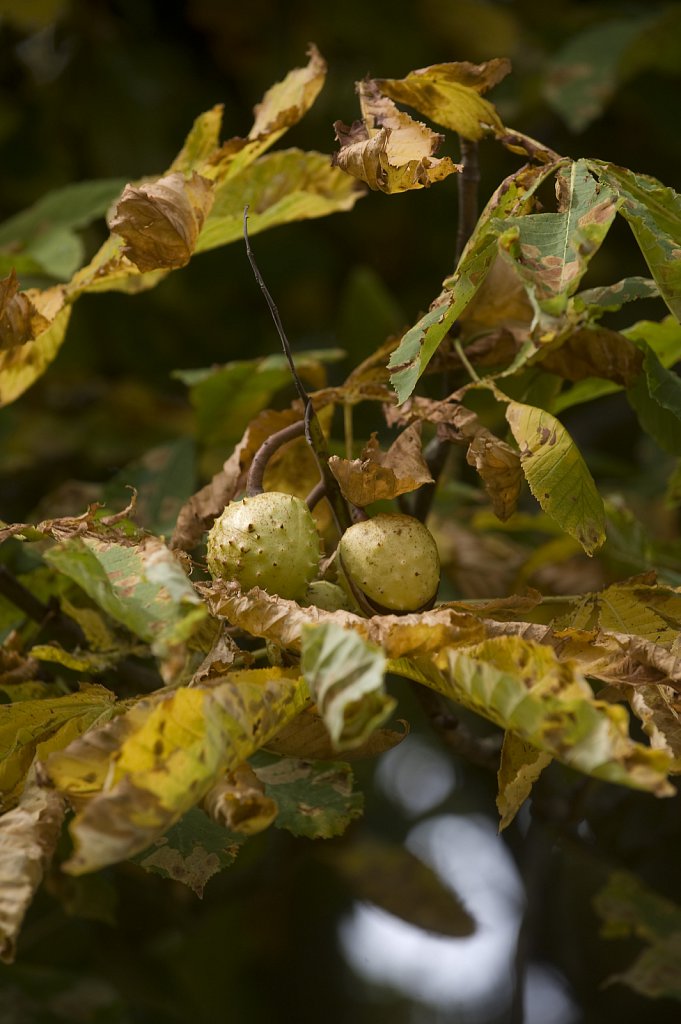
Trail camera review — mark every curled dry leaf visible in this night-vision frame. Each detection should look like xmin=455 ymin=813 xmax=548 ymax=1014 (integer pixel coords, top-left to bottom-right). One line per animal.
xmin=248 ymin=43 xmax=326 ymax=147
xmin=199 ymin=580 xmax=486 ymax=659
xmin=202 ymin=762 xmax=278 ymax=835
xmin=0 ymin=269 xmax=49 ymax=349
xmin=109 ymin=172 xmax=214 ymax=273
xmin=540 ymin=325 xmax=644 ymax=385
xmin=333 ymin=80 xmax=460 ymax=194
xmin=374 ymin=58 xmax=511 ymax=140
xmin=329 ymin=422 xmax=433 ymax=506
xmin=465 ymin=433 xmax=523 ymax=522
xmin=628 ymin=685 xmax=681 ymax=770
xmin=496 ymin=731 xmax=552 ymax=831
xmin=389 ymin=396 xmax=522 ymax=521
xmin=0 ymin=769 xmax=66 ymax=963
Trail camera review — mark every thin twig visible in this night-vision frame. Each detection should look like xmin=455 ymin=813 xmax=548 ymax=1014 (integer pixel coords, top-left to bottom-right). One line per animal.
xmin=246 ymin=420 xmax=306 ymax=496
xmin=243 ymin=207 xmax=352 ymax=534
xmin=455 ymin=139 xmax=480 ymax=265
xmin=415 ymin=685 xmax=501 ymax=772
xmin=454 ymin=337 xmax=480 ymax=382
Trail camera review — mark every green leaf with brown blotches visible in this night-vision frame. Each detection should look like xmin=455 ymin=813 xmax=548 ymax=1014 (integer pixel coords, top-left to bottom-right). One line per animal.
xmin=301 ymin=622 xmax=394 ymax=752
xmin=0 ymin=684 xmax=116 ymax=810
xmin=252 ymin=752 xmax=363 ymax=839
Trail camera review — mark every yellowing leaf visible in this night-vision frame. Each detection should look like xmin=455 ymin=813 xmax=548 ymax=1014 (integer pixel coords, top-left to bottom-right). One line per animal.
xmin=0 ymin=302 xmax=71 ymax=407
xmin=109 ymin=172 xmax=214 ymax=273
xmin=301 ymin=622 xmax=394 ymax=751
xmin=195 ymin=149 xmax=363 ymax=253
xmin=0 ymin=769 xmax=66 ymax=963
xmin=0 ymin=684 xmax=116 ymax=810
xmin=496 ymin=731 xmax=551 ymax=830
xmin=498 ymin=160 xmax=620 ymax=311
xmin=332 ymin=80 xmax=460 ymax=194
xmin=393 ymin=636 xmax=674 ymax=796
xmin=0 ymin=46 xmax=354 ymax=407
xmin=375 ymin=59 xmax=511 ymax=140
xmin=46 ymin=668 xmax=308 ymax=873
xmin=246 ymin=43 xmax=326 ymax=157
xmin=329 ymin=423 xmax=433 ymax=506
xmin=505 ymin=400 xmax=606 ymax=555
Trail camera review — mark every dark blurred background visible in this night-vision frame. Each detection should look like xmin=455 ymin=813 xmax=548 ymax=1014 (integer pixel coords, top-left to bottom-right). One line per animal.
xmin=1 ymin=1 xmax=680 ymax=1021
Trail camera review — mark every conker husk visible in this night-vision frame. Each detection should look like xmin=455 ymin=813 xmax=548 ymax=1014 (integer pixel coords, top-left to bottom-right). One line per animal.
xmin=207 ymin=491 xmax=320 ymax=600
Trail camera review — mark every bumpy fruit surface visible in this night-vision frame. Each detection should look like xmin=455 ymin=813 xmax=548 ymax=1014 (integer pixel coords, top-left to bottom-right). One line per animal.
xmin=206 ymin=492 xmax=320 ymax=600
xmin=338 ymin=513 xmax=440 ymax=613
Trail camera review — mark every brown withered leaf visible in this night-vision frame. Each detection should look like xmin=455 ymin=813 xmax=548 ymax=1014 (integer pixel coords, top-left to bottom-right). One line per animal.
xmin=465 ymin=433 xmax=523 ymax=522
xmin=333 ymin=80 xmax=460 ymax=194
xmin=202 ymin=762 xmax=278 ymax=835
xmin=329 ymin=422 xmax=433 ymax=506
xmin=628 ymin=685 xmax=681 ymax=770
xmin=199 ymin=580 xmax=486 ymax=659
xmin=396 ymin=398 xmax=522 ymax=521
xmin=249 ymin=43 xmax=326 ymax=147
xmin=265 ymin=706 xmax=408 ymax=761
xmin=190 ymin=627 xmax=242 ymax=685
xmin=0 ymin=769 xmax=66 ymax=963
xmin=457 ymin=255 xmax=533 ymax=345
xmin=109 ymin=171 xmax=214 ymax=273
xmin=540 ymin=325 xmax=644 ymax=385
xmin=0 ymin=270 xmax=49 ymax=350
xmin=374 ymin=58 xmax=511 ymax=140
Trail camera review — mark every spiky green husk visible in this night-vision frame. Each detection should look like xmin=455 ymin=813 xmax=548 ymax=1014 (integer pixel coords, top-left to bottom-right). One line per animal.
xmin=207 ymin=492 xmax=320 ymax=600
xmin=338 ymin=513 xmax=440 ymax=613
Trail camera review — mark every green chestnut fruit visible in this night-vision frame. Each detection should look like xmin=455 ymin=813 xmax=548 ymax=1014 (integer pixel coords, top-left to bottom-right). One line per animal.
xmin=207 ymin=491 xmax=320 ymax=601
xmin=303 ymin=579 xmax=352 ymax=612
xmin=338 ymin=513 xmax=440 ymax=613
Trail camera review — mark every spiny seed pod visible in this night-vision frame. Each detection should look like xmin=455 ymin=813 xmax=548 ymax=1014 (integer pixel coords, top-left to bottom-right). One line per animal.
xmin=338 ymin=513 xmax=440 ymax=613
xmin=207 ymin=492 xmax=320 ymax=601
